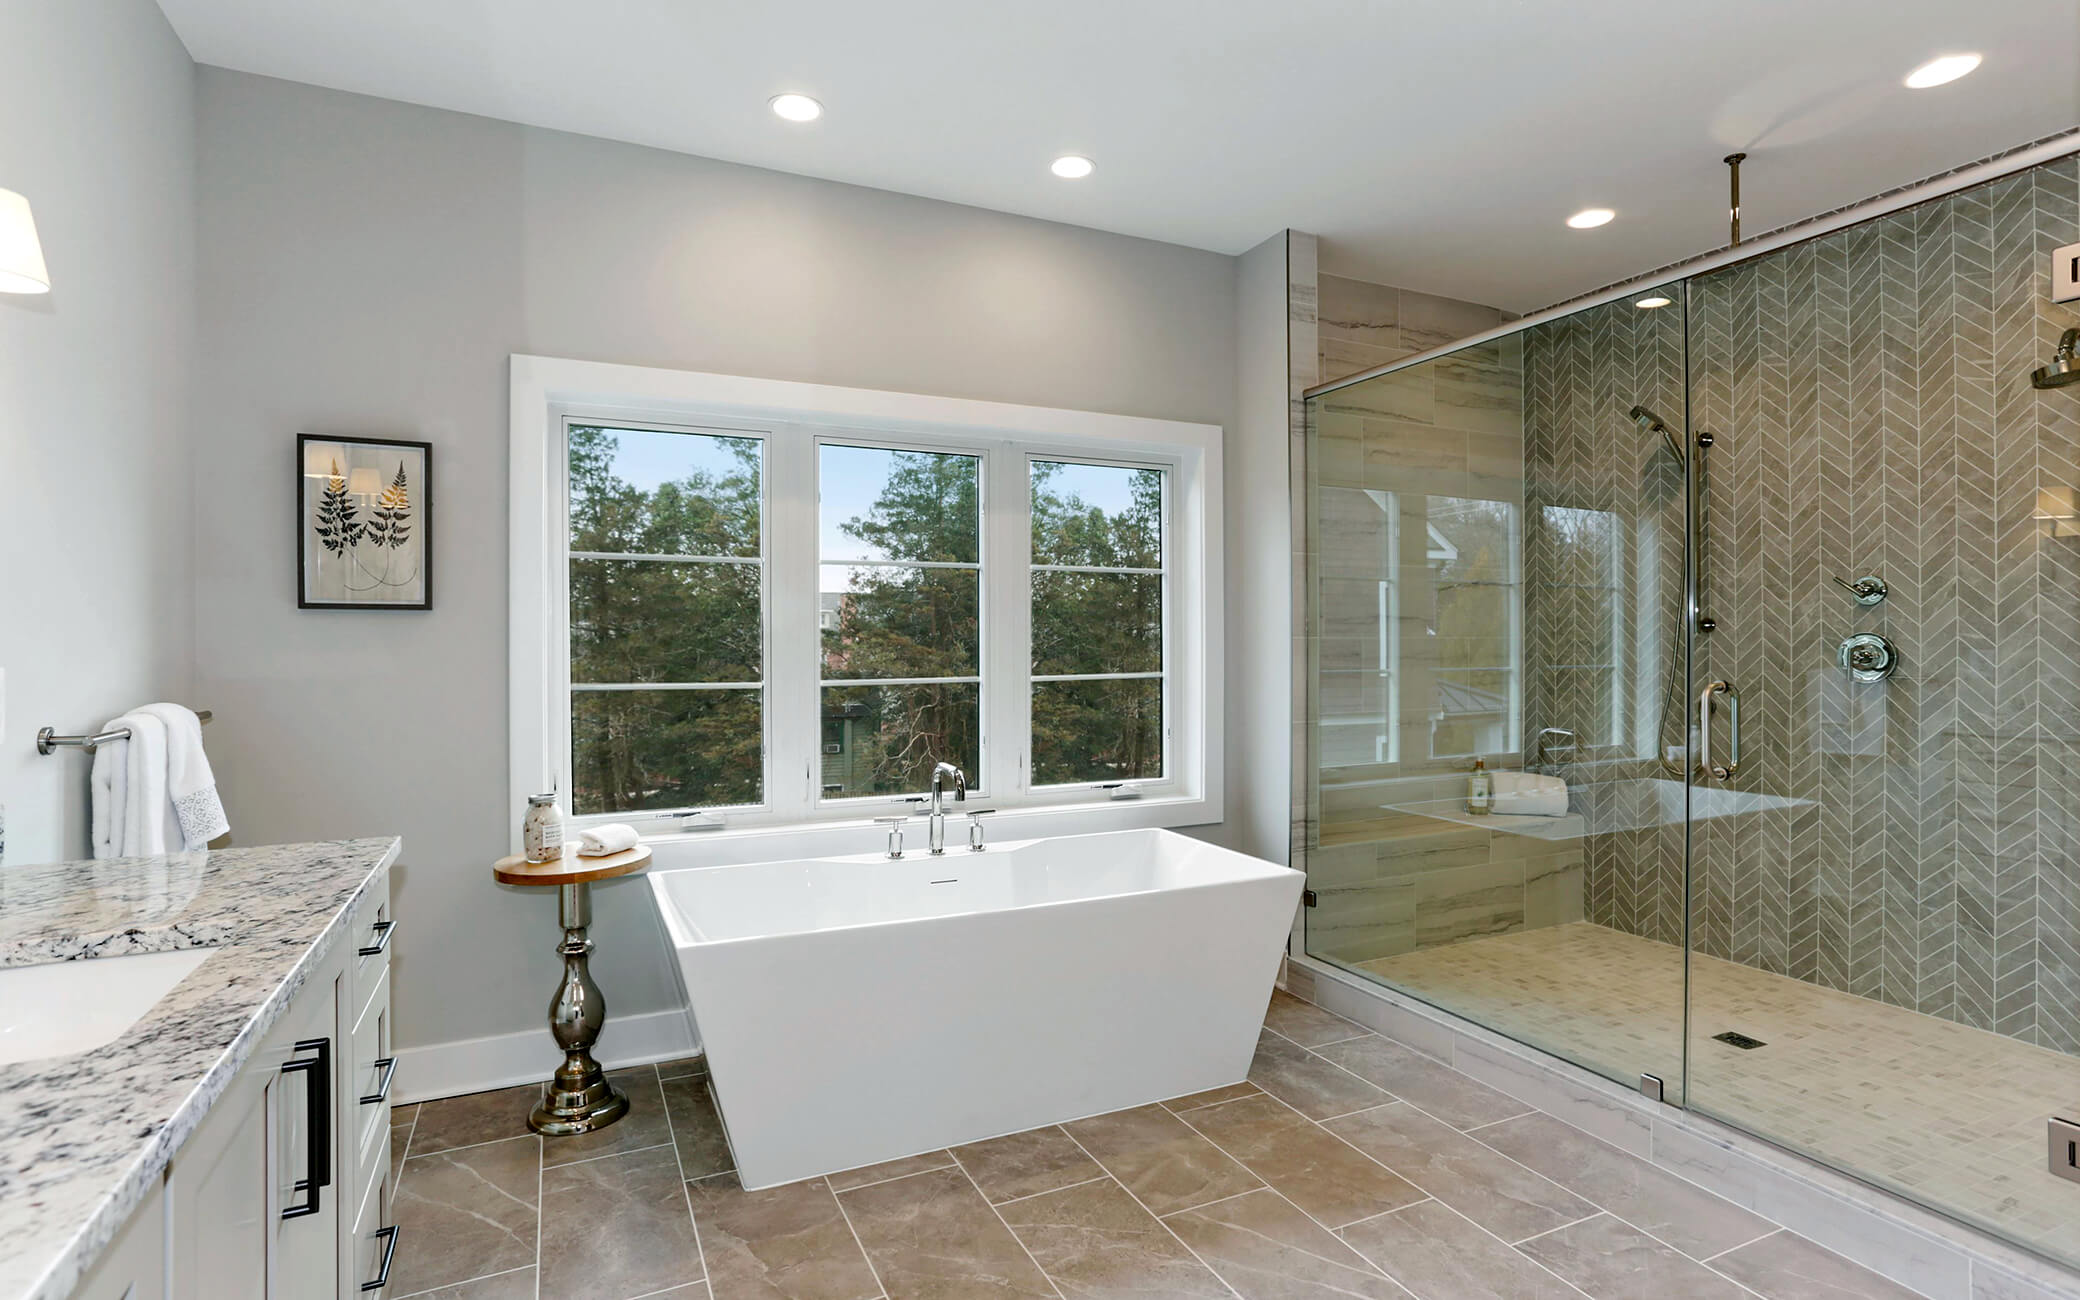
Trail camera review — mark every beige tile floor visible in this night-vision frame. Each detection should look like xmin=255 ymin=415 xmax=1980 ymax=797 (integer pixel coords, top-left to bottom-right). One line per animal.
xmin=388 ymin=989 xmax=1932 ymax=1299
xmin=1361 ymin=921 xmax=2080 ymax=1267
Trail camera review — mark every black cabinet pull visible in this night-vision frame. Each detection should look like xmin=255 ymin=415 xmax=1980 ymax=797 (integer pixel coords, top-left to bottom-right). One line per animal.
xmin=359 ymin=919 xmax=395 ymax=958
xmin=280 ymin=1037 xmax=332 ymax=1220
xmin=361 ymin=1225 xmax=400 ymax=1292
xmin=360 ymin=1056 xmax=398 ymax=1106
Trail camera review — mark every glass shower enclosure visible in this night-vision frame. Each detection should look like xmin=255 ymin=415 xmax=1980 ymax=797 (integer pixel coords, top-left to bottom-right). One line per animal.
xmin=1299 ymin=150 xmax=2080 ymax=1268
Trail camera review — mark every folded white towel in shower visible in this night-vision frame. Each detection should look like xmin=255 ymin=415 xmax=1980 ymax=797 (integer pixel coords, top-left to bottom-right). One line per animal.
xmin=1488 ymin=770 xmax=1570 ymax=816
xmin=578 ymin=823 xmax=640 ymax=857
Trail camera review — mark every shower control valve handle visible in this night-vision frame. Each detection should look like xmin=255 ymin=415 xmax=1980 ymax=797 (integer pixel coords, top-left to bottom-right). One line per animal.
xmin=1831 ymin=574 xmax=1888 ymax=605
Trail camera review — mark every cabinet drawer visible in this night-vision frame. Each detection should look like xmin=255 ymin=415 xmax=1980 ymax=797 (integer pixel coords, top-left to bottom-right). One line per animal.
xmin=349 ymin=875 xmax=394 ymax=999
xmin=349 ymin=1154 xmax=398 ymax=1299
xmin=350 ymin=964 xmax=394 ymax=1199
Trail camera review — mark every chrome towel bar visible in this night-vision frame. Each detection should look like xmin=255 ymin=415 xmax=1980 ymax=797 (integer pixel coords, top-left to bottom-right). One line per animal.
xmin=36 ymin=710 xmax=213 ymax=755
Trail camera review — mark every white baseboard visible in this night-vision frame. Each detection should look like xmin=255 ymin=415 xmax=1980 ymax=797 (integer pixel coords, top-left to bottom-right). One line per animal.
xmin=394 ymin=1007 xmax=699 ymax=1105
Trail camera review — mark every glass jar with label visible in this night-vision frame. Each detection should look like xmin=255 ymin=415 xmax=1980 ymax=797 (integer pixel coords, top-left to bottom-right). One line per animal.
xmin=523 ymin=792 xmax=565 ymax=864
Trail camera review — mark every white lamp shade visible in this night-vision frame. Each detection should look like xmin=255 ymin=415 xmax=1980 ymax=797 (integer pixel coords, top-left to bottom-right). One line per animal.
xmin=0 ymin=189 xmax=50 ymax=294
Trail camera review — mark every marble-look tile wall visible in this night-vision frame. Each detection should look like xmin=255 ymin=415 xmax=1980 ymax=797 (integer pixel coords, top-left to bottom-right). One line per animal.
xmin=1523 ymin=155 xmax=2080 ymax=1053
xmin=1318 ymin=273 xmax=1513 ymax=386
xmin=1304 ymin=272 xmax=1592 ymax=962
xmin=1310 ymin=806 xmax=1587 ymax=964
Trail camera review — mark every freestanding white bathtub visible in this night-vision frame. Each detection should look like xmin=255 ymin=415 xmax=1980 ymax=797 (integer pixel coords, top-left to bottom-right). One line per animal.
xmin=649 ymin=827 xmax=1302 ymax=1188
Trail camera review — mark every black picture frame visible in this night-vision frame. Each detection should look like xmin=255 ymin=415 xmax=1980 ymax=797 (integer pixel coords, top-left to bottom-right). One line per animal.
xmin=296 ymin=433 xmax=433 ymax=610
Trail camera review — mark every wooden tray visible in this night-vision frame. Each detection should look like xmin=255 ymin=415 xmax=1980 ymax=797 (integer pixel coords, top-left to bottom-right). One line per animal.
xmin=492 ymin=843 xmax=651 ymax=887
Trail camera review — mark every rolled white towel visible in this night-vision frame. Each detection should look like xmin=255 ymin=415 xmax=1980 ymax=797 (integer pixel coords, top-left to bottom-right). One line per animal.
xmin=1489 ymin=770 xmax=1565 ymax=798
xmin=1488 ymin=770 xmax=1570 ymax=816
xmin=577 ymin=823 xmax=641 ymax=857
xmin=1492 ymin=790 xmax=1570 ymax=817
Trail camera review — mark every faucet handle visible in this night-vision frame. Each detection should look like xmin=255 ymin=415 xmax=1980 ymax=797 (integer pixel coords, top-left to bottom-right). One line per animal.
xmin=873 ymin=814 xmax=910 ymax=859
xmin=1831 ymin=574 xmax=1887 ymax=605
xmin=965 ymin=808 xmax=994 ymax=851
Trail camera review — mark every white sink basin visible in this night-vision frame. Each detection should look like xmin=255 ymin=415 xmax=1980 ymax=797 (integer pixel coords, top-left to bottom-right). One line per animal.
xmin=0 ymin=948 xmax=217 ymax=1066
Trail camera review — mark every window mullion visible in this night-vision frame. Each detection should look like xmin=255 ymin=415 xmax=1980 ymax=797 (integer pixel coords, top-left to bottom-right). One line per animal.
xmin=985 ymin=447 xmax=1031 ymax=800
xmin=767 ymin=424 xmax=819 ymax=821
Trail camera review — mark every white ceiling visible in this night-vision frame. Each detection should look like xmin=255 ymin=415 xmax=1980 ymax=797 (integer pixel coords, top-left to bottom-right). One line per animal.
xmin=156 ymin=0 xmax=2080 ymax=312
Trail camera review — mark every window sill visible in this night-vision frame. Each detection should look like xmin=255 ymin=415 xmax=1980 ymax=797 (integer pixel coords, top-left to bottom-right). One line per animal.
xmin=626 ymin=793 xmax=1219 ymax=871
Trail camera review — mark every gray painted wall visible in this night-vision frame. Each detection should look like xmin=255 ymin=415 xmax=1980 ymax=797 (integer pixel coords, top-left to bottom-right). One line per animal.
xmin=1232 ymin=233 xmax=1293 ymax=866
xmin=193 ymin=70 xmax=1243 ymax=1052
xmin=0 ymin=0 xmax=195 ymax=865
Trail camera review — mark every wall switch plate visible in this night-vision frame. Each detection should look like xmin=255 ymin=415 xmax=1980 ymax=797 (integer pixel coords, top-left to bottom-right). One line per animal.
xmin=2054 ymin=242 xmax=2080 ymax=304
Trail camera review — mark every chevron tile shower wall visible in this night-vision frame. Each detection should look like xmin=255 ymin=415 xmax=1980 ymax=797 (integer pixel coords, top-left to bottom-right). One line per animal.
xmin=1522 ymin=155 xmax=2080 ymax=1053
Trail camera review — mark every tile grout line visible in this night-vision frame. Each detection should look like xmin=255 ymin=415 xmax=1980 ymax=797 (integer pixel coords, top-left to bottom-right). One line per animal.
xmin=1288 ymin=1020 xmax=1809 ymax=1287
xmin=1165 ymin=1094 xmax=1409 ymax=1288
xmin=947 ymin=1147 xmax=1069 ymax=1300
xmin=827 ymin=1180 xmax=893 ymax=1300
xmin=1049 ymin=1128 xmax=1245 ymax=1300
xmin=987 ymin=1173 xmax=1114 ymax=1208
xmin=655 ymin=1061 xmax=714 ymax=1296
xmin=542 ymin=1139 xmax=677 ymax=1170
xmin=1160 ymin=1182 xmax=1277 ymax=1221
xmin=1331 ymin=1195 xmax=1436 ymax=1233
xmin=533 ymin=1123 xmax=544 ymax=1300
xmin=1163 ymin=1085 xmax=1264 ymax=1116
xmin=1458 ymin=1109 xmax=1539 ymax=1135
xmin=1697 ymin=1226 xmax=1783 ymax=1263
xmin=1433 ymin=1089 xmax=1791 ymax=1291
xmin=1340 ymin=1196 xmax=1597 ymax=1300
xmin=826 ymin=1157 xmax=958 ymax=1195
xmin=1192 ymin=1067 xmax=1602 ymax=1300
xmin=390 ymin=1264 xmax=537 ymax=1300
xmin=1508 ymin=1209 xmax=1608 ymax=1247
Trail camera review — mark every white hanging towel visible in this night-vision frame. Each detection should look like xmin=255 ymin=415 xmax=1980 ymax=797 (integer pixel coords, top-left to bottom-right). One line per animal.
xmin=88 ymin=704 xmax=228 ymax=858
xmin=139 ymin=703 xmax=229 ymax=850
xmin=89 ymin=720 xmax=130 ymax=859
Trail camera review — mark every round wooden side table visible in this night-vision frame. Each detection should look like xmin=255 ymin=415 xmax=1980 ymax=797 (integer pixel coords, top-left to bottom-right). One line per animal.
xmin=492 ymin=843 xmax=652 ymax=1135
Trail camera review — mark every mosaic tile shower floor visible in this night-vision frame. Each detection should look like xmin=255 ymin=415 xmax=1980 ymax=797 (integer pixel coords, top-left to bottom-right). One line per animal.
xmin=1361 ymin=921 xmax=2080 ymax=1263
xmin=384 ymin=989 xmax=1929 ymax=1299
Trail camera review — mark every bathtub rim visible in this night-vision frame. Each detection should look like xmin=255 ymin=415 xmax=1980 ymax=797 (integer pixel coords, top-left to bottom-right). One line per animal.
xmin=648 ymin=826 xmax=1300 ymax=949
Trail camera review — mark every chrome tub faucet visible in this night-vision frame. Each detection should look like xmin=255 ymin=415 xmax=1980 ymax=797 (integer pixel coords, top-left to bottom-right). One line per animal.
xmin=928 ymin=762 xmax=966 ymax=855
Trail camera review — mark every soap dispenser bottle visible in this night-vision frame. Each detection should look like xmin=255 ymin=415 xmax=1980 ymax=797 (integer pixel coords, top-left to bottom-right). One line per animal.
xmin=1467 ymin=758 xmax=1493 ymax=816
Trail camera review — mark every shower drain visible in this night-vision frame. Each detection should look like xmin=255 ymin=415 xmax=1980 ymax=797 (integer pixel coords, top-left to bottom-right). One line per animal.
xmin=1712 ymin=1031 xmax=1768 ymax=1050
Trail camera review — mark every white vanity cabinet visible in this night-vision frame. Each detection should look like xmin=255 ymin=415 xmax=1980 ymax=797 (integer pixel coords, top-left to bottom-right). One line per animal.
xmin=76 ymin=868 xmax=397 ymax=1300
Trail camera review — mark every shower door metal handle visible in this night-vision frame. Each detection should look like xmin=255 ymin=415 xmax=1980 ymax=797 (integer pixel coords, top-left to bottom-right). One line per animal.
xmin=1698 ymin=680 xmax=1740 ymax=780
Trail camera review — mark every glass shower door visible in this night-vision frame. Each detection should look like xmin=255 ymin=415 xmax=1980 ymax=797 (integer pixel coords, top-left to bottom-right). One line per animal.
xmin=1680 ymin=161 xmax=2080 ymax=1268
xmin=1302 ymin=285 xmax=1693 ymax=1096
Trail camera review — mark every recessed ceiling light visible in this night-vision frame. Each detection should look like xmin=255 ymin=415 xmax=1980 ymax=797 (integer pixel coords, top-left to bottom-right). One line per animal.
xmin=1567 ymin=208 xmax=1615 ymax=229
xmin=1634 ymin=295 xmax=1673 ymax=309
xmin=769 ymin=93 xmax=823 ymax=123
xmin=1904 ymin=53 xmax=1981 ymax=89
xmin=1051 ymin=155 xmax=1095 ymax=180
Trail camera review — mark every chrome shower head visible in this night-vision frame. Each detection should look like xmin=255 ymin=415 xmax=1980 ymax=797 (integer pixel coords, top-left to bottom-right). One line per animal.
xmin=1629 ymin=405 xmax=1684 ymax=463
xmin=2034 ymin=328 xmax=2080 ymax=390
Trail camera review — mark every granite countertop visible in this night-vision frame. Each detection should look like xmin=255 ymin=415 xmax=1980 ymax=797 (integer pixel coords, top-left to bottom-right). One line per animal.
xmin=0 ymin=837 xmax=400 ymax=1300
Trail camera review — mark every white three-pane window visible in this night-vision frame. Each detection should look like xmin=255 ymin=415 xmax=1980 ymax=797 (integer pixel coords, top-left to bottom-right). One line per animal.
xmin=560 ymin=418 xmax=1172 ymax=825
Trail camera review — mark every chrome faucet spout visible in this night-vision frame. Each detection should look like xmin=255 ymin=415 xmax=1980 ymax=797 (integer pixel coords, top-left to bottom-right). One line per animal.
xmin=928 ymin=763 xmax=967 ymax=854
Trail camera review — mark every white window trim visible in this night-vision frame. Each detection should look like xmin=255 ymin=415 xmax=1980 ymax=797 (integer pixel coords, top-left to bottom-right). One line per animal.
xmin=509 ymin=354 xmax=1224 ymax=864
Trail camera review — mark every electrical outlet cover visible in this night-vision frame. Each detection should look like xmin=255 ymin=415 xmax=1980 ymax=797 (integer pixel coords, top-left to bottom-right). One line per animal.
xmin=2054 ymin=242 xmax=2080 ymax=304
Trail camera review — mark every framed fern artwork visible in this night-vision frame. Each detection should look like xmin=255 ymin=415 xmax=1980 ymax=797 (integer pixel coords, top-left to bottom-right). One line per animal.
xmin=297 ymin=434 xmax=433 ymax=609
